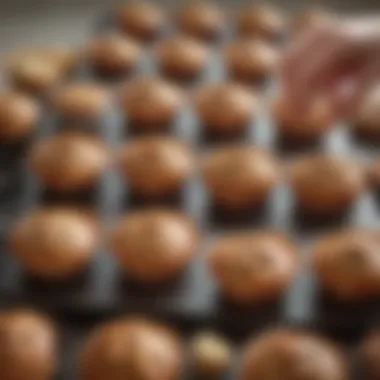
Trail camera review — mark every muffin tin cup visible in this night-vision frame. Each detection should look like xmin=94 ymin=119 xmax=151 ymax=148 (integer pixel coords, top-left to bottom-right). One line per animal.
xmin=1 ymin=6 xmax=380 ymax=351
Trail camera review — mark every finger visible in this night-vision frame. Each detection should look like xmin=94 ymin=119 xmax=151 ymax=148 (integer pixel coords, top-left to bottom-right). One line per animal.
xmin=283 ymin=41 xmax=340 ymax=118
xmin=282 ymin=26 xmax=335 ymax=80
xmin=282 ymin=28 xmax=343 ymax=113
xmin=281 ymin=27 xmax=328 ymax=90
xmin=332 ymin=58 xmax=380 ymax=119
xmin=282 ymin=25 xmax=331 ymax=73
xmin=291 ymin=30 xmax=350 ymax=109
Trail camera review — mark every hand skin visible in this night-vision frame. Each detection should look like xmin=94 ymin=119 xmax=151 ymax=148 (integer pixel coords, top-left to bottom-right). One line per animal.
xmin=282 ymin=19 xmax=380 ymax=120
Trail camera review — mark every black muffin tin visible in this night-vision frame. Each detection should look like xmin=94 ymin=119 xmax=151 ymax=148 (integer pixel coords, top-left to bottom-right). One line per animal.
xmin=1 ymin=3 xmax=380 ymax=354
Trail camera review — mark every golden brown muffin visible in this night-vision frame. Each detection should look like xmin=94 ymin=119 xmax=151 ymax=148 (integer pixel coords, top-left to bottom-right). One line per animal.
xmin=29 ymin=132 xmax=108 ymax=193
xmin=203 ymin=146 xmax=279 ymax=209
xmin=313 ymin=230 xmax=380 ymax=301
xmin=368 ymin=158 xmax=380 ymax=188
xmin=80 ymin=317 xmax=183 ymax=380
xmin=195 ymin=82 xmax=258 ymax=136
xmin=352 ymin=85 xmax=380 ymax=140
xmin=176 ymin=1 xmax=225 ymax=41
xmin=41 ymin=48 xmax=77 ymax=75
xmin=156 ymin=35 xmax=209 ymax=80
xmin=273 ymin=96 xmax=333 ymax=142
xmin=52 ymin=83 xmax=108 ymax=120
xmin=191 ymin=332 xmax=232 ymax=376
xmin=119 ymin=137 xmax=193 ymax=197
xmin=236 ymin=3 xmax=286 ymax=42
xmin=241 ymin=329 xmax=348 ymax=380
xmin=117 ymin=1 xmax=166 ymax=42
xmin=225 ymin=39 xmax=278 ymax=82
xmin=0 ymin=92 xmax=40 ymax=143
xmin=111 ymin=210 xmax=198 ymax=283
xmin=87 ymin=34 xmax=141 ymax=77
xmin=9 ymin=208 xmax=98 ymax=279
xmin=360 ymin=330 xmax=380 ymax=380
xmin=121 ymin=77 xmax=183 ymax=129
xmin=290 ymin=155 xmax=366 ymax=216
xmin=0 ymin=309 xmax=58 ymax=380
xmin=6 ymin=48 xmax=77 ymax=94
xmin=292 ymin=8 xmax=334 ymax=35
xmin=209 ymin=231 xmax=298 ymax=304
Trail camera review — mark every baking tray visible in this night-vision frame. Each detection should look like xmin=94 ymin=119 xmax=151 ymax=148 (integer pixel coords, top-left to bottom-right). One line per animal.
xmin=0 ymin=300 xmax=371 ymax=380
xmin=0 ymin=7 xmax=380 ymax=340
xmin=0 ymin=304 xmax=364 ymax=380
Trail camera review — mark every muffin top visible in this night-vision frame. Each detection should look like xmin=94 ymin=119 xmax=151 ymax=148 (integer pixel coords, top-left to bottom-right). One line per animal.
xmin=176 ymin=1 xmax=225 ymax=41
xmin=0 ymin=91 xmax=40 ymax=142
xmin=209 ymin=231 xmax=298 ymax=303
xmin=156 ymin=35 xmax=208 ymax=76
xmin=81 ymin=317 xmax=183 ymax=380
xmin=203 ymin=146 xmax=279 ymax=201
xmin=290 ymin=155 xmax=365 ymax=201
xmin=52 ymin=82 xmax=108 ymax=119
xmin=121 ymin=77 xmax=183 ymax=124
xmin=9 ymin=208 xmax=98 ymax=278
xmin=242 ymin=329 xmax=348 ymax=380
xmin=117 ymin=1 xmax=166 ymax=41
xmin=29 ymin=132 xmax=108 ymax=192
xmin=119 ymin=137 xmax=193 ymax=196
xmin=0 ymin=309 xmax=57 ymax=380
xmin=195 ymin=82 xmax=258 ymax=130
xmin=112 ymin=210 xmax=198 ymax=282
xmin=87 ymin=34 xmax=141 ymax=72
xmin=313 ymin=230 xmax=380 ymax=300
xmin=225 ymin=39 xmax=278 ymax=78
xmin=354 ymin=85 xmax=380 ymax=131
xmin=7 ymin=48 xmax=77 ymax=93
xmin=237 ymin=3 xmax=286 ymax=40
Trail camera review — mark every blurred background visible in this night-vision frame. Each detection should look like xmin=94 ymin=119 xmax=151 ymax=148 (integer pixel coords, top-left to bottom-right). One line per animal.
xmin=1 ymin=0 xmax=380 ymax=73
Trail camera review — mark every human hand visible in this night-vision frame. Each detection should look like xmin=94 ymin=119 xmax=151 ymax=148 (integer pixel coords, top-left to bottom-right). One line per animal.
xmin=282 ymin=19 xmax=380 ymax=120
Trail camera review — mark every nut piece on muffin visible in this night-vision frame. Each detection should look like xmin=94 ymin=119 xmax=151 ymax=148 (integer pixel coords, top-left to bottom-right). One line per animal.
xmin=191 ymin=331 xmax=232 ymax=376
